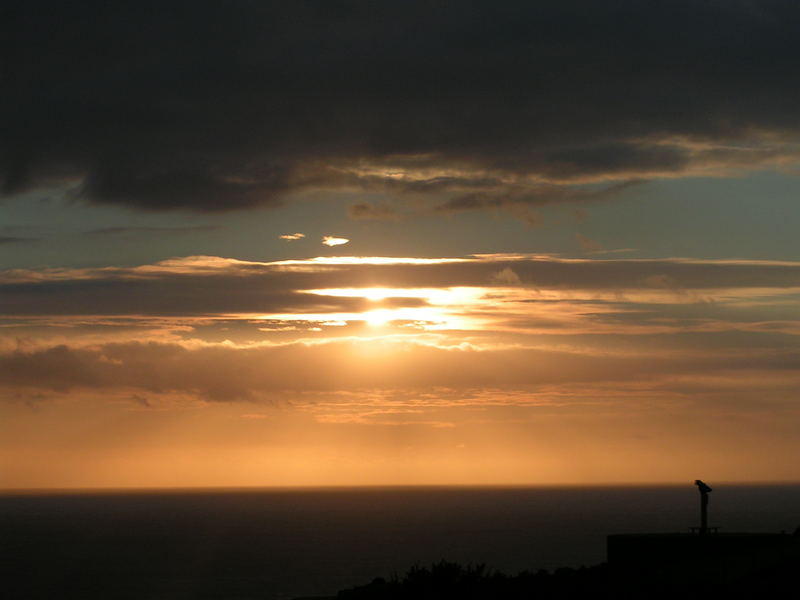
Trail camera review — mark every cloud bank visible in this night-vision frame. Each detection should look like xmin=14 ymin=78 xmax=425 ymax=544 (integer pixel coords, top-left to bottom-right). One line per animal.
xmin=4 ymin=1 xmax=800 ymax=211
xmin=1 ymin=253 xmax=798 ymax=408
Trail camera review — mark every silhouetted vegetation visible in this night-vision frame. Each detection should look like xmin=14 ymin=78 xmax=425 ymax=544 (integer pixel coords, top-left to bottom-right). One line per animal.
xmin=337 ymin=561 xmax=609 ymax=600
xmin=334 ymin=557 xmax=798 ymax=600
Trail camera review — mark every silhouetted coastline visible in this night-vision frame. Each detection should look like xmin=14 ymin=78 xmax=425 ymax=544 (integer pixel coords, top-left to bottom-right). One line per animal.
xmin=330 ymin=549 xmax=797 ymax=599
xmin=3 ymin=485 xmax=799 ymax=600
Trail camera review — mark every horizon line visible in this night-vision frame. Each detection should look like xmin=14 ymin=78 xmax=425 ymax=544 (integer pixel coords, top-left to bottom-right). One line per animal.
xmin=4 ymin=479 xmax=800 ymax=496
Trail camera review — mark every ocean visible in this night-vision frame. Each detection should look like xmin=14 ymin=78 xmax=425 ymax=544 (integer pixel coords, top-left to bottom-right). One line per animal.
xmin=2 ymin=484 xmax=799 ymax=600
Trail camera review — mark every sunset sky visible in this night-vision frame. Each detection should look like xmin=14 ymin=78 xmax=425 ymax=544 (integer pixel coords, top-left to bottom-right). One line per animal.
xmin=2 ymin=1 xmax=800 ymax=489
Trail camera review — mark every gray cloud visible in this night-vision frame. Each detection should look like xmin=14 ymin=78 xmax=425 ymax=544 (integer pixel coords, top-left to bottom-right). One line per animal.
xmin=433 ymin=180 xmax=645 ymax=217
xmin=4 ymin=1 xmax=800 ymax=211
xmin=2 ymin=339 xmax=798 ymax=402
xmin=85 ymin=225 xmax=220 ymax=236
xmin=348 ymin=202 xmax=400 ymax=221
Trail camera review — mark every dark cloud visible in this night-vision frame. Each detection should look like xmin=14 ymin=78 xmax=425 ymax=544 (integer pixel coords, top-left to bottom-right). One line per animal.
xmin=3 ymin=1 xmax=800 ymax=211
xmin=0 ymin=278 xmax=385 ymax=317
xmin=0 ymin=236 xmax=38 ymax=245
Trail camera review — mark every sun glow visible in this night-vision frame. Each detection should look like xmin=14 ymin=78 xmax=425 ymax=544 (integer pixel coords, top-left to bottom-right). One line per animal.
xmin=245 ymin=287 xmax=491 ymax=331
xmin=297 ymin=286 xmax=487 ymax=329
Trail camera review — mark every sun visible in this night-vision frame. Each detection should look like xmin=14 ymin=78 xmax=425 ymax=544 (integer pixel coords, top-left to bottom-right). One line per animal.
xmin=363 ymin=309 xmax=392 ymax=327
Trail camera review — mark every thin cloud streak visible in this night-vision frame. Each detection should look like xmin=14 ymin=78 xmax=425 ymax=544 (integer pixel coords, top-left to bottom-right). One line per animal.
xmin=0 ymin=236 xmax=38 ymax=245
xmin=85 ymin=225 xmax=220 ymax=236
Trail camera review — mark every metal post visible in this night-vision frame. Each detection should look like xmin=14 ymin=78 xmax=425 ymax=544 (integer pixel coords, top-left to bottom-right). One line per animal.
xmin=695 ymin=480 xmax=712 ymax=535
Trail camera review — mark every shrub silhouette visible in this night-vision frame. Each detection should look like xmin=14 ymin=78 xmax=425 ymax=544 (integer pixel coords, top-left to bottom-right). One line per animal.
xmin=335 ymin=556 xmax=798 ymax=600
xmin=336 ymin=560 xmax=610 ymax=600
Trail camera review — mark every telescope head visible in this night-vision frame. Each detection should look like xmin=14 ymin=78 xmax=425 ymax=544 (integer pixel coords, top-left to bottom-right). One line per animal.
xmin=694 ymin=480 xmax=712 ymax=494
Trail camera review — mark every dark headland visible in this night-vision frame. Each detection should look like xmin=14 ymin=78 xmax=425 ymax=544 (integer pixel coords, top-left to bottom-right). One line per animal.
xmin=320 ymin=481 xmax=800 ymax=600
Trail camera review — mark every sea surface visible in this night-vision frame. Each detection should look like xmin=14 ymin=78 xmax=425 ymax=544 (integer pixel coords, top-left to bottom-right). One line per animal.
xmin=2 ymin=484 xmax=799 ymax=600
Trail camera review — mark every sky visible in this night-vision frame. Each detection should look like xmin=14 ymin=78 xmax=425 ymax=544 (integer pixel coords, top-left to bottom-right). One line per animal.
xmin=2 ymin=0 xmax=800 ymax=489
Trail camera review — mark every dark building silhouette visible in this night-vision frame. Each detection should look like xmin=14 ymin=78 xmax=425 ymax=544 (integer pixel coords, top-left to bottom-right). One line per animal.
xmin=608 ymin=531 xmax=800 ymax=585
xmin=607 ymin=481 xmax=800 ymax=590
